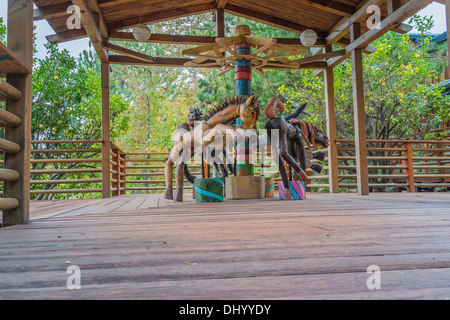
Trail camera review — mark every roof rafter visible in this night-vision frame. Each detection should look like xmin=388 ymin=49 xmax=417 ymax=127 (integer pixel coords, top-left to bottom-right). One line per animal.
xmin=224 ymin=4 xmax=327 ymax=38
xmin=107 ymin=2 xmax=217 ymax=31
xmin=71 ymin=0 xmax=108 ymax=61
xmin=33 ymin=1 xmax=72 ymax=21
xmin=315 ymin=0 xmax=432 ymax=76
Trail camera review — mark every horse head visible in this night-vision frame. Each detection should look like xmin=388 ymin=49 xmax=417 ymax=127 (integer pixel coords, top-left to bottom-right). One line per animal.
xmin=239 ymin=95 xmax=261 ymax=129
xmin=188 ymin=106 xmax=203 ymax=127
xmin=310 ymin=124 xmax=329 ymax=148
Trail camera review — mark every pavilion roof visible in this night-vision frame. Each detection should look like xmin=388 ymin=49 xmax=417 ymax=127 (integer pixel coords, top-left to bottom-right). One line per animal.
xmin=33 ymin=0 xmax=434 ymax=68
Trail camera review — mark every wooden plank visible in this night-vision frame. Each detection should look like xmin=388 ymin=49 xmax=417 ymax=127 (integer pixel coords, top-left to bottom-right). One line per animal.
xmin=3 ymin=0 xmax=33 ymax=226
xmin=107 ymin=2 xmax=217 ymax=31
xmin=294 ymin=0 xmax=355 ymax=17
xmin=112 ymin=197 xmax=147 ymax=212
xmin=1 ymin=193 xmax=450 ymax=299
xmin=0 ymin=43 xmax=32 ymax=74
xmin=225 ymin=3 xmax=326 ymax=37
xmin=292 ymin=49 xmax=345 ymax=64
xmin=103 ymin=42 xmax=156 ymax=63
xmin=350 ymin=23 xmax=369 ymax=195
xmin=46 ymin=29 xmax=87 ymax=44
xmin=101 ymin=61 xmax=111 ymax=198
xmin=33 ymin=2 xmax=72 ymax=21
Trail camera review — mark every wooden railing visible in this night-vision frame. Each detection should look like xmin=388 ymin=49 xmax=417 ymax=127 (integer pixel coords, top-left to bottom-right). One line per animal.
xmin=332 ymin=139 xmax=450 ymax=191
xmin=1 ymin=139 xmax=448 ymax=200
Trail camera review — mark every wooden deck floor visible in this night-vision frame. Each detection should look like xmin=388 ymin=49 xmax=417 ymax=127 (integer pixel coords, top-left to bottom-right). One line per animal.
xmin=1 ymin=192 xmax=450 ymax=300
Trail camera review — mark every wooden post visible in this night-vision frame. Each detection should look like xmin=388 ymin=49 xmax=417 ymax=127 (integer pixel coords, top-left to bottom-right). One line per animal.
xmin=405 ymin=142 xmax=415 ymax=192
xmin=350 ymin=23 xmax=369 ymax=195
xmin=216 ymin=8 xmax=225 ymax=37
xmin=120 ymin=151 xmax=127 ymax=195
xmin=3 ymin=0 xmax=33 ymax=226
xmin=111 ymin=146 xmax=119 ymax=197
xmin=324 ymin=46 xmax=339 ymax=193
xmin=101 ymin=61 xmax=111 ymax=198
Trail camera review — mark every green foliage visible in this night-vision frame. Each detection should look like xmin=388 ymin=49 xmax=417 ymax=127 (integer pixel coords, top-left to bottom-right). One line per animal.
xmin=0 ymin=17 xmax=6 ymax=45
xmin=32 ymin=43 xmax=129 ymax=141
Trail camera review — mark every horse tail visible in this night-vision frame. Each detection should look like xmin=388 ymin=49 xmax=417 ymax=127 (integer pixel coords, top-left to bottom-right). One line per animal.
xmin=284 ymin=102 xmax=307 ymax=121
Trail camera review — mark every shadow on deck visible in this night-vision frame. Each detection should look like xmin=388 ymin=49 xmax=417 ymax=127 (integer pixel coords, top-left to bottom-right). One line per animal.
xmin=1 ymin=193 xmax=450 ymax=299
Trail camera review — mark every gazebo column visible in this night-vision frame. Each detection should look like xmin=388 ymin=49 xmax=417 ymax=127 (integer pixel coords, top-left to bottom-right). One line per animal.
xmin=350 ymin=23 xmax=369 ymax=195
xmin=3 ymin=0 xmax=33 ymax=225
xmin=101 ymin=61 xmax=111 ymax=198
xmin=324 ymin=46 xmax=339 ymax=193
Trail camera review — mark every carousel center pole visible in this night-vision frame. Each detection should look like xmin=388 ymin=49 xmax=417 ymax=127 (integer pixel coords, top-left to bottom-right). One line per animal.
xmin=225 ymin=25 xmax=265 ymax=200
xmin=234 ymin=25 xmax=254 ymax=177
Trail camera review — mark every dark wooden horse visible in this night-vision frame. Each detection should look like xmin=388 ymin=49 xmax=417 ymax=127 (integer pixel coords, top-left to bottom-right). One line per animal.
xmin=264 ymin=97 xmax=329 ymax=198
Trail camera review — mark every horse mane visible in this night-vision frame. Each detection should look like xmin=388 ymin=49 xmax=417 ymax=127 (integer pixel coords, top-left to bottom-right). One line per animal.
xmin=202 ymin=96 xmax=248 ymax=122
xmin=287 ymin=118 xmax=324 ymax=146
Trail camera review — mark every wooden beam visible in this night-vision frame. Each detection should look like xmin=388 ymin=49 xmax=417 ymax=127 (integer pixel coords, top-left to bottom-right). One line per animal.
xmin=324 ymin=46 xmax=339 ymax=193
xmin=0 ymin=43 xmax=32 ymax=74
xmin=225 ymin=4 xmax=327 ymax=37
xmin=33 ymin=2 xmax=72 ymax=21
xmin=3 ymin=0 xmax=33 ymax=225
xmin=88 ymin=0 xmax=108 ymax=39
xmin=108 ymin=2 xmax=217 ymax=31
xmin=350 ymin=23 xmax=369 ymax=195
xmin=326 ymin=0 xmax=387 ymax=45
xmin=295 ymin=0 xmax=355 ymax=17
xmin=109 ymin=55 xmax=204 ymax=67
xmin=216 ymin=8 xmax=225 ymax=37
xmin=46 ymin=29 xmax=87 ymax=44
xmin=344 ymin=0 xmax=432 ymax=53
xmin=110 ymin=31 xmax=218 ymax=45
xmin=50 ymin=30 xmax=325 ymax=47
xmin=103 ymin=43 xmax=156 ymax=63
xmin=108 ymin=55 xmax=327 ymax=69
xmin=292 ymin=50 xmax=345 ymax=64
xmin=324 ymin=0 xmax=431 ymax=70
xmin=215 ymin=0 xmax=228 ymax=9
xmin=71 ymin=0 xmax=108 ymax=61
xmin=101 ymin=61 xmax=111 ymax=198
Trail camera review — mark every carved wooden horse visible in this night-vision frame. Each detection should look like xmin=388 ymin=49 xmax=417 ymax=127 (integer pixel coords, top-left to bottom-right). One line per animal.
xmin=264 ymin=98 xmax=308 ymax=198
xmin=264 ymin=97 xmax=329 ymax=199
xmin=165 ymin=95 xmax=261 ymax=201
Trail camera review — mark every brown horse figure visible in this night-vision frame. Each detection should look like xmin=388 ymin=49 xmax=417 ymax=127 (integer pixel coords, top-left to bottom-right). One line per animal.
xmin=165 ymin=95 xmax=261 ymax=201
xmin=264 ymin=97 xmax=329 ymax=199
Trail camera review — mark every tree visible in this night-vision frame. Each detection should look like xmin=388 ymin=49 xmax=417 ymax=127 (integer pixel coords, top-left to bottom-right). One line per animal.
xmin=30 ymin=43 xmax=130 ymax=199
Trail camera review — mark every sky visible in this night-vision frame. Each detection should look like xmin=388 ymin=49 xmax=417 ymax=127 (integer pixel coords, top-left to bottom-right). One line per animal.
xmin=0 ymin=1 xmax=448 ymax=60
